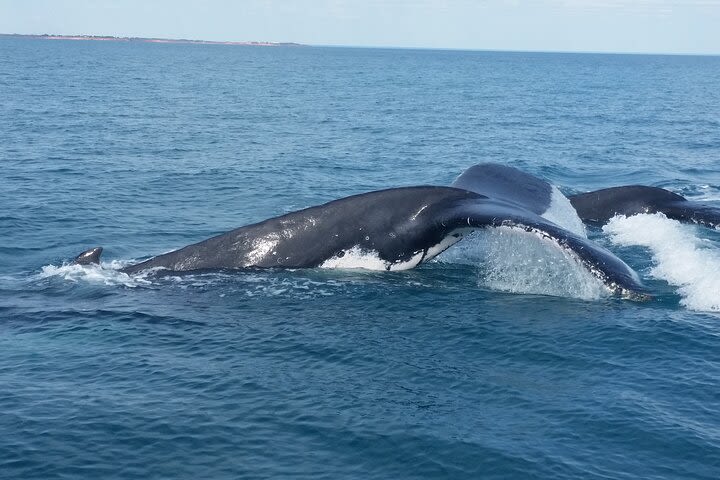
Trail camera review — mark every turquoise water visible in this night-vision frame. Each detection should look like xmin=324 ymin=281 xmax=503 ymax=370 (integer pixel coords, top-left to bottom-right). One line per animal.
xmin=1 ymin=38 xmax=720 ymax=478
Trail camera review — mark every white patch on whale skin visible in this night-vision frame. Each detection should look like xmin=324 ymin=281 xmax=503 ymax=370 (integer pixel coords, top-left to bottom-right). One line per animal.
xmin=411 ymin=205 xmax=429 ymax=221
xmin=541 ymin=186 xmax=587 ymax=238
xmin=424 ymin=228 xmax=470 ymax=262
xmin=319 ymin=246 xmax=425 ymax=271
xmin=320 ymin=229 xmax=470 ymax=272
xmin=244 ymin=233 xmax=281 ymax=265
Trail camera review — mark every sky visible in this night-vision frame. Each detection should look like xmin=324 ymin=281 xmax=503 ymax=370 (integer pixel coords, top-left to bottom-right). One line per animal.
xmin=1 ymin=0 xmax=719 ymax=55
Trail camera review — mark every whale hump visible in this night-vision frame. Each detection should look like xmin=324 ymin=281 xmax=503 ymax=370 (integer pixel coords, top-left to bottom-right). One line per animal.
xmin=452 ymin=163 xmax=551 ymax=215
xmin=569 ymin=186 xmax=720 ymax=228
xmin=74 ymin=246 xmax=103 ymax=265
xmin=451 ymin=163 xmax=587 ymax=237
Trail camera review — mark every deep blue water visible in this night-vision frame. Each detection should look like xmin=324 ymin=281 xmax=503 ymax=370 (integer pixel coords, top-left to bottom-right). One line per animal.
xmin=1 ymin=38 xmax=720 ymax=479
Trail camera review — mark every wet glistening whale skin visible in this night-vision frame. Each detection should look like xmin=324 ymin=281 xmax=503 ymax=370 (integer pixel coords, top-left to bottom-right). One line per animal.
xmin=73 ymin=164 xmax=720 ymax=298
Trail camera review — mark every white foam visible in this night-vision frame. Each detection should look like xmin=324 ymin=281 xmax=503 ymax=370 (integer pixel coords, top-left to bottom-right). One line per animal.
xmin=604 ymin=213 xmax=720 ymax=312
xmin=320 ymin=246 xmax=391 ymax=270
xmin=541 ymin=186 xmax=587 ymax=238
xmin=37 ymin=260 xmax=153 ymax=287
xmin=438 ymin=226 xmax=607 ymax=300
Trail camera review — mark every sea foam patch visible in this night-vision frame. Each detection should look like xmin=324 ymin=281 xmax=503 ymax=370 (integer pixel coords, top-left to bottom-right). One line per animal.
xmin=604 ymin=213 xmax=720 ymax=312
xmin=38 ymin=260 xmax=153 ymax=287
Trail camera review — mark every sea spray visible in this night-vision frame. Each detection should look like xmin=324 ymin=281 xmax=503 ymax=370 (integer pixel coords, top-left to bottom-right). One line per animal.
xmin=439 ymin=227 xmax=607 ymax=300
xmin=604 ymin=213 xmax=720 ymax=312
xmin=38 ymin=261 xmax=152 ymax=287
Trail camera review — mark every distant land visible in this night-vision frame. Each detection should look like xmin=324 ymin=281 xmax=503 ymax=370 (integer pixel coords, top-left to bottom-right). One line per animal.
xmin=0 ymin=33 xmax=303 ymax=47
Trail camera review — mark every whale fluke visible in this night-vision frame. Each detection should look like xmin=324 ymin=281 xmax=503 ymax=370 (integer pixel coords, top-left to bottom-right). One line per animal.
xmin=74 ymin=247 xmax=103 ymax=265
xmin=569 ymin=186 xmax=720 ymax=228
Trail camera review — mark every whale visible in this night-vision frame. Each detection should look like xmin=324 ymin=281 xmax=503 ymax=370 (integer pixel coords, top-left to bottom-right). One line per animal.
xmin=569 ymin=186 xmax=720 ymax=228
xmin=450 ymin=163 xmax=587 ymax=236
xmin=73 ymin=164 xmax=656 ymax=298
xmin=451 ymin=164 xmax=720 ymax=229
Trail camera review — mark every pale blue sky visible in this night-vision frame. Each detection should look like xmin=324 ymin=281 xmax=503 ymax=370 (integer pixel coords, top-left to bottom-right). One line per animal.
xmin=1 ymin=0 xmax=719 ymax=55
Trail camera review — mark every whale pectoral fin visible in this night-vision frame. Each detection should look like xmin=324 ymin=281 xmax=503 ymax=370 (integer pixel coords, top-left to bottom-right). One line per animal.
xmin=74 ymin=247 xmax=103 ymax=265
xmin=443 ymin=199 xmax=649 ymax=298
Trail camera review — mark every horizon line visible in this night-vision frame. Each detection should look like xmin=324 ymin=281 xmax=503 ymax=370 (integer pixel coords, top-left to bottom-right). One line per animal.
xmin=1 ymin=32 xmax=718 ymax=58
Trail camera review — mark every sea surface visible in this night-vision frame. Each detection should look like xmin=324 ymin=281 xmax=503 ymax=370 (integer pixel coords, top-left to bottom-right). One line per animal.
xmin=1 ymin=37 xmax=719 ymax=479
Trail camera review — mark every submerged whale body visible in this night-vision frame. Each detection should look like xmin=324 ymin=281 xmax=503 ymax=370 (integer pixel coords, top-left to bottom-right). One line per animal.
xmin=73 ymin=163 xmax=720 ymax=298
xmin=569 ymin=186 xmax=720 ymax=228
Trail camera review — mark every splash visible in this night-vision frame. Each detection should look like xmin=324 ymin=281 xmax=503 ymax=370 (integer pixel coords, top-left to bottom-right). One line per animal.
xmin=604 ymin=213 xmax=720 ymax=312
xmin=438 ymin=227 xmax=607 ymax=300
xmin=38 ymin=260 xmax=153 ymax=287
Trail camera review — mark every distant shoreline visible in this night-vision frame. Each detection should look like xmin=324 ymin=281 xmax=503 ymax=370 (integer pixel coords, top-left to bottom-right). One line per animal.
xmin=2 ymin=33 xmax=715 ymax=57
xmin=0 ymin=33 xmax=303 ymax=47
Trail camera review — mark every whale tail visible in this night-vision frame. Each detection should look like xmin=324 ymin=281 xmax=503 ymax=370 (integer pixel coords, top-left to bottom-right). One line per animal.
xmin=74 ymin=247 xmax=103 ymax=265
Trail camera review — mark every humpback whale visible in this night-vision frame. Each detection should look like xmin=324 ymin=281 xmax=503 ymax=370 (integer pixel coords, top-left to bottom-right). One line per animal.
xmin=569 ymin=186 xmax=720 ymax=228
xmin=73 ymin=163 xmax=661 ymax=298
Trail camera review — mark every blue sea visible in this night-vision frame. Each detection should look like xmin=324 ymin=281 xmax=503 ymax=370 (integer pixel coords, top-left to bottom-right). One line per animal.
xmin=1 ymin=37 xmax=719 ymax=479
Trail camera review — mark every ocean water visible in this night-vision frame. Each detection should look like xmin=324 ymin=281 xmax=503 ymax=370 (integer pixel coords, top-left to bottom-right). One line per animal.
xmin=1 ymin=37 xmax=720 ymax=479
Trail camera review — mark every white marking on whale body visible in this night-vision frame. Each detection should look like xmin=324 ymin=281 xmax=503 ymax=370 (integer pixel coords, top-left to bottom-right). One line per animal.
xmin=245 ymin=233 xmax=281 ymax=265
xmin=319 ymin=246 xmax=426 ymax=271
xmin=424 ymin=228 xmax=470 ymax=262
xmin=541 ymin=186 xmax=587 ymax=238
xmin=320 ymin=229 xmax=470 ymax=271
xmin=411 ymin=205 xmax=428 ymax=221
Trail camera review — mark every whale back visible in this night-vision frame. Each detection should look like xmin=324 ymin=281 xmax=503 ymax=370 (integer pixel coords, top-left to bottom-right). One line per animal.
xmin=570 ymin=185 xmax=720 ymax=228
xmin=569 ymin=186 xmax=684 ymax=224
xmin=452 ymin=163 xmax=551 ymax=215
xmin=121 ymin=187 xmax=485 ymax=273
xmin=452 ymin=163 xmax=587 ymax=237
xmin=74 ymin=247 xmax=103 ymax=265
